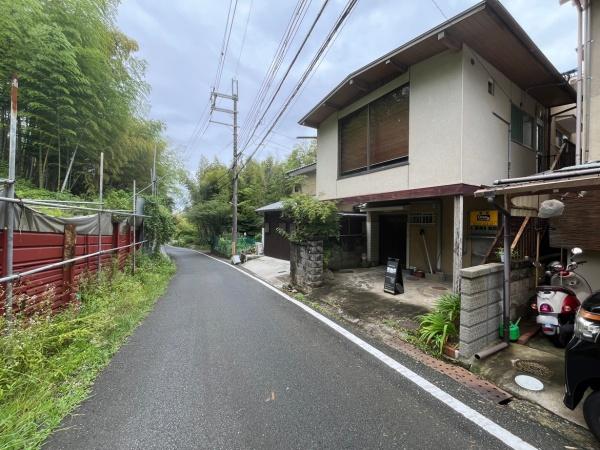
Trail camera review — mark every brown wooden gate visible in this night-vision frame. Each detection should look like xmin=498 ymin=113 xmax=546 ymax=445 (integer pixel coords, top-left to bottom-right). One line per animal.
xmin=263 ymin=212 xmax=290 ymax=260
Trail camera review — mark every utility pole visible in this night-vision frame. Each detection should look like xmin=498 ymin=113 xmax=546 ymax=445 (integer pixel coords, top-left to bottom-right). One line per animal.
xmin=211 ymin=79 xmax=239 ymax=257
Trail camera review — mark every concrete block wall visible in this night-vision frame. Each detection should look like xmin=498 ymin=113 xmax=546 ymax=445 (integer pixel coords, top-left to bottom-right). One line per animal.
xmin=290 ymin=240 xmax=324 ymax=292
xmin=459 ymin=263 xmax=504 ymax=358
xmin=459 ymin=262 xmax=534 ymax=358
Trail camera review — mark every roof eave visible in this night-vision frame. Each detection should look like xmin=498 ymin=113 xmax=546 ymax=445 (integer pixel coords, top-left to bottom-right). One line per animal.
xmin=299 ymin=0 xmax=575 ymax=128
xmin=298 ymin=1 xmax=488 ymax=127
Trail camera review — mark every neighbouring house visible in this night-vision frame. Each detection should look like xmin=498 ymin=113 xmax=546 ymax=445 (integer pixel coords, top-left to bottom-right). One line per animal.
xmin=256 ymin=163 xmax=317 ymax=260
xmin=256 ymin=162 xmax=367 ymax=265
xmin=476 ymin=0 xmax=600 ymax=291
xmin=289 ymin=162 xmax=317 ymax=195
xmin=298 ymin=0 xmax=575 ymax=291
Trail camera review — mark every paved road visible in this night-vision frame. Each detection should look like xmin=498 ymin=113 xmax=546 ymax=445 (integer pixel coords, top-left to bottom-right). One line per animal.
xmin=46 ymin=247 xmax=579 ymax=449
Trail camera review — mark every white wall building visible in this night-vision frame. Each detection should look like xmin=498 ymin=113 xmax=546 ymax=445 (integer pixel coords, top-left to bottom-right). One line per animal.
xmin=299 ymin=0 xmax=575 ymax=291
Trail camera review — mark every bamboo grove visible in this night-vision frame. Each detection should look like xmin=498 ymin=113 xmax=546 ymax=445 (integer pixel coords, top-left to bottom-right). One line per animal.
xmin=0 ymin=0 xmax=170 ymax=194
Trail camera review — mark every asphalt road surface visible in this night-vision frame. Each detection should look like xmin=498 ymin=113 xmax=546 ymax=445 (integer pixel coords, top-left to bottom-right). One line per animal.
xmin=45 ymin=247 xmax=581 ymax=449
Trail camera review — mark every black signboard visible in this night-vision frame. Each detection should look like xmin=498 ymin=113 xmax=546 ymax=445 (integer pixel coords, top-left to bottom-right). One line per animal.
xmin=384 ymin=257 xmax=404 ymax=295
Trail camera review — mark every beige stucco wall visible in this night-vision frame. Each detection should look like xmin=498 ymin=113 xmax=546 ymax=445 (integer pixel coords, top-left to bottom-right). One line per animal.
xmin=461 ymin=46 xmax=539 ymax=184
xmin=298 ymin=171 xmax=316 ymax=196
xmin=314 ymin=46 xmax=542 ymax=200
xmin=316 ymin=51 xmax=460 ymax=200
xmin=589 ymin=1 xmax=600 ymax=161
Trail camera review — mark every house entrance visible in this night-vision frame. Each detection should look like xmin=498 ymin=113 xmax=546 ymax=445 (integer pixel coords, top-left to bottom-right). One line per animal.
xmin=379 ymin=214 xmax=407 ymax=266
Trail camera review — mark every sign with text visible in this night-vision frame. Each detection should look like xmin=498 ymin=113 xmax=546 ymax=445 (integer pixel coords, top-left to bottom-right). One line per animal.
xmin=469 ymin=210 xmax=499 ymax=235
xmin=384 ymin=258 xmax=404 ymax=295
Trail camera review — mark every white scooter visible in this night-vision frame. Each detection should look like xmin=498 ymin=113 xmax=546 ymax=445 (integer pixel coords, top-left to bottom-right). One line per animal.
xmin=532 ymin=248 xmax=592 ymax=347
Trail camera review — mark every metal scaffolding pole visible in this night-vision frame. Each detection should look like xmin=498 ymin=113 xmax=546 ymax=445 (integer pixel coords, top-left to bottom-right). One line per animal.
xmin=97 ymin=152 xmax=104 ymax=278
xmin=132 ymin=179 xmax=137 ymax=274
xmin=0 ymin=240 xmax=147 ymax=285
xmin=4 ymin=77 xmax=18 ymax=323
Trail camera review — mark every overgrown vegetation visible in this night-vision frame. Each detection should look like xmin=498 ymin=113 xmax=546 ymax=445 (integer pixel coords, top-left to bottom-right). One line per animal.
xmin=416 ymin=293 xmax=461 ymax=355
xmin=143 ymin=196 xmax=176 ymax=253
xmin=184 ymin=141 xmax=316 ymax=249
xmin=280 ymin=194 xmax=339 ymax=244
xmin=0 ymin=0 xmax=183 ymax=197
xmin=0 ymin=254 xmax=175 ymax=449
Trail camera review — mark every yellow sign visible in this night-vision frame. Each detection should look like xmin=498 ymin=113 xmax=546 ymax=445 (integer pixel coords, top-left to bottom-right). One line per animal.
xmin=469 ymin=210 xmax=498 ymax=228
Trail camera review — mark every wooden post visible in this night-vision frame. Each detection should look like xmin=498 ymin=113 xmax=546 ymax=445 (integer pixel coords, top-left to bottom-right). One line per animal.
xmin=62 ymin=224 xmax=76 ymax=304
xmin=453 ymin=195 xmax=464 ymax=294
xmin=511 ymin=217 xmax=530 ymax=252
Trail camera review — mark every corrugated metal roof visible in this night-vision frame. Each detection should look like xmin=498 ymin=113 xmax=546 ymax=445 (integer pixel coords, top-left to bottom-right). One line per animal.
xmin=286 ymin=162 xmax=316 ymax=177
xmin=299 ymin=0 xmax=575 ymax=128
xmin=255 ymin=201 xmax=284 ymax=213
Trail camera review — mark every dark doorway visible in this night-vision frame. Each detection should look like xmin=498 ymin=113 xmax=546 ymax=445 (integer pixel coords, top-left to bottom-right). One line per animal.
xmin=379 ymin=214 xmax=407 ymax=266
xmin=263 ymin=212 xmax=290 ymax=260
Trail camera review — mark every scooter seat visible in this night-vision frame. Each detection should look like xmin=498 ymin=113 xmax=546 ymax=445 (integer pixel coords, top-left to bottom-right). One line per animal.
xmin=536 ymin=285 xmax=577 ymax=296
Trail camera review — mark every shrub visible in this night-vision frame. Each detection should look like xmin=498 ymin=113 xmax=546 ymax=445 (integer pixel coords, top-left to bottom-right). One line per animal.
xmin=143 ymin=197 xmax=176 ymax=253
xmin=280 ymin=194 xmax=339 ymax=244
xmin=416 ymin=293 xmax=461 ymax=355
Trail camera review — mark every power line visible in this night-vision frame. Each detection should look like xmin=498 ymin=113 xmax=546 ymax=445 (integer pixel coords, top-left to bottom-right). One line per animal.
xmin=238 ymin=0 xmax=331 ymax=157
xmin=430 ymin=0 xmax=448 ymax=19
xmin=238 ymin=0 xmax=359 ymax=175
xmin=213 ymin=0 xmax=239 ymax=92
xmin=237 ymin=0 xmax=312 ymax=150
xmin=234 ymin=0 xmax=254 ymax=77
xmin=208 ymin=0 xmax=356 ymax=192
xmin=181 ymin=1 xmax=240 ymax=159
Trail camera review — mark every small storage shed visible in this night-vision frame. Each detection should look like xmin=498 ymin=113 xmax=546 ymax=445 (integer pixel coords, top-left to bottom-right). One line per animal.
xmin=256 ymin=201 xmax=291 ymax=261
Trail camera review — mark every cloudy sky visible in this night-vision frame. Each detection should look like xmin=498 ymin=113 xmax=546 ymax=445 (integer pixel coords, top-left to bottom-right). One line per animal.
xmin=116 ymin=0 xmax=578 ymax=174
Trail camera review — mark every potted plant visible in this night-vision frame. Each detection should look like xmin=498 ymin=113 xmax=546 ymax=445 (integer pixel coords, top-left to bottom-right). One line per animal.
xmin=495 ymin=247 xmax=520 ymax=263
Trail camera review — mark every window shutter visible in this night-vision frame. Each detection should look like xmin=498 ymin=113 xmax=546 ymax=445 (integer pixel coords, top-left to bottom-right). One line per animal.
xmin=340 ymin=107 xmax=368 ymax=174
xmin=369 ymin=85 xmax=409 ymax=166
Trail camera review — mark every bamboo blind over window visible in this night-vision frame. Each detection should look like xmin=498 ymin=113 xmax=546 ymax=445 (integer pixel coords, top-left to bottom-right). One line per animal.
xmin=369 ymin=85 xmax=409 ymax=166
xmin=340 ymin=107 xmax=368 ymax=174
xmin=339 ymin=84 xmax=409 ymax=176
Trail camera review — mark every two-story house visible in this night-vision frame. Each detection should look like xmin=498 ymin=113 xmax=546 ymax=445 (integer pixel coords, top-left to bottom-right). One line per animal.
xmin=298 ymin=0 xmax=575 ymax=291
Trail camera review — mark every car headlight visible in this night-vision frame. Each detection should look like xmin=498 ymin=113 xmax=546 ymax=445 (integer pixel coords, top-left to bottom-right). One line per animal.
xmin=574 ymin=314 xmax=600 ymax=342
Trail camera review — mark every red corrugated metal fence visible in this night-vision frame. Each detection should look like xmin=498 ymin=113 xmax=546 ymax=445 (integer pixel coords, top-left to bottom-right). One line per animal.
xmin=0 ymin=223 xmax=134 ymax=316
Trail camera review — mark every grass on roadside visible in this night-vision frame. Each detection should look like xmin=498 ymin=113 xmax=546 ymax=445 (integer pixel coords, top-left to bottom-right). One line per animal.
xmin=0 ymin=254 xmax=176 ymax=450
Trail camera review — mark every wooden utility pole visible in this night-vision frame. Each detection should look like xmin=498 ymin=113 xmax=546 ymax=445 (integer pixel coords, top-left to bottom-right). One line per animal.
xmin=211 ymin=79 xmax=239 ymax=256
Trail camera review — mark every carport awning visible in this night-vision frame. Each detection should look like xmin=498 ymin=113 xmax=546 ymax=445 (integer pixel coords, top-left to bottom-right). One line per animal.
xmin=475 ymin=164 xmax=600 ymax=197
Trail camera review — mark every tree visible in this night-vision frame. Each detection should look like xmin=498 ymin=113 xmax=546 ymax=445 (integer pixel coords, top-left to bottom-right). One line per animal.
xmin=0 ymin=0 xmax=170 ymax=196
xmin=284 ymin=140 xmax=316 ymax=171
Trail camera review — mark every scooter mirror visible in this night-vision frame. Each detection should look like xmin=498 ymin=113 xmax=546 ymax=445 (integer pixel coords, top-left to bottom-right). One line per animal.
xmin=571 ymin=247 xmax=583 ymax=256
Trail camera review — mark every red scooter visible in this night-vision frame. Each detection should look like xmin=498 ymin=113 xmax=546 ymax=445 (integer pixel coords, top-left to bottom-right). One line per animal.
xmin=532 ymin=248 xmax=592 ymax=347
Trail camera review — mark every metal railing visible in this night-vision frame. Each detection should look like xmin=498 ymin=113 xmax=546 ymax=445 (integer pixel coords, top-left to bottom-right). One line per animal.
xmin=0 ymin=240 xmax=146 ymax=285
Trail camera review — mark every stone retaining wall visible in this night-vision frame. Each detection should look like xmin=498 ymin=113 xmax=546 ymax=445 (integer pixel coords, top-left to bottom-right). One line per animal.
xmin=290 ymin=240 xmax=324 ymax=292
xmin=459 ymin=262 xmax=534 ymax=358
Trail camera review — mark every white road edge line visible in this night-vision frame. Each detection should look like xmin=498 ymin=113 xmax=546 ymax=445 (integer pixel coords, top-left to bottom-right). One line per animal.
xmin=172 ymin=246 xmax=538 ymax=450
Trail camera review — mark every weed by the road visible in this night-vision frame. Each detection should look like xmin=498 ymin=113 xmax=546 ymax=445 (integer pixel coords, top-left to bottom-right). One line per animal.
xmin=0 ymin=254 xmax=175 ymax=450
